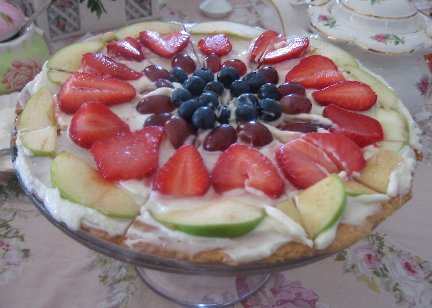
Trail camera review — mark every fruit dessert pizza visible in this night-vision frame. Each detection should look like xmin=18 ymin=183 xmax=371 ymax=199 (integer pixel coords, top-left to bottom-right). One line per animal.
xmin=14 ymin=21 xmax=421 ymax=265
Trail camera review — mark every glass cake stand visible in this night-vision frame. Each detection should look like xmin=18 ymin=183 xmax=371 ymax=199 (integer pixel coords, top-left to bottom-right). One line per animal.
xmin=11 ymin=144 xmax=333 ymax=307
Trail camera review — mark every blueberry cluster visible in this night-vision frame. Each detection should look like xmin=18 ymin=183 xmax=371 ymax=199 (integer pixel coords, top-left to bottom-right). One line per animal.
xmin=169 ymin=64 xmax=282 ymax=130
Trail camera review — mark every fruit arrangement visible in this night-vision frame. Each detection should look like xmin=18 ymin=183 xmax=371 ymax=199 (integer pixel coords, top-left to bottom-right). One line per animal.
xmin=15 ymin=21 xmax=420 ymax=265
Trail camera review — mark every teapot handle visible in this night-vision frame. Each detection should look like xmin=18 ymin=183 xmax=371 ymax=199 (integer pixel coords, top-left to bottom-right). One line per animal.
xmin=266 ymin=0 xmax=310 ymax=36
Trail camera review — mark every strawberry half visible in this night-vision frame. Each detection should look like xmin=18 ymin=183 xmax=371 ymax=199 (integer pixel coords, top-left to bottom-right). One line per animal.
xmin=302 ymin=132 xmax=366 ymax=175
xmin=153 ymin=144 xmax=211 ymax=196
xmin=312 ymin=81 xmax=377 ymax=111
xmin=58 ymin=73 xmax=136 ymax=114
xmin=82 ymin=53 xmax=144 ymax=80
xmin=69 ymin=102 xmax=130 ymax=149
xmin=197 ymin=34 xmax=232 ymax=57
xmin=106 ymin=36 xmax=145 ymax=61
xmin=211 ymin=144 xmax=284 ymax=199
xmin=276 ymin=139 xmax=338 ymax=189
xmin=323 ymin=104 xmax=384 ymax=147
xmin=91 ymin=127 xmax=164 ymax=181
xmin=261 ymin=37 xmax=309 ymax=64
xmin=285 ymin=55 xmax=345 ymax=89
xmin=249 ymin=30 xmax=279 ymax=63
xmin=139 ymin=30 xmax=190 ymax=58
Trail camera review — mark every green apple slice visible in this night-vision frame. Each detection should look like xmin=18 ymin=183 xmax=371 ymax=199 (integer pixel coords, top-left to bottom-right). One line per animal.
xmin=47 ymin=70 xmax=72 ymax=85
xmin=275 ymin=199 xmax=304 ymax=227
xmin=309 ymin=37 xmax=358 ymax=68
xmin=375 ymin=108 xmax=408 ymax=143
xmin=344 ymin=180 xmax=377 ymax=197
xmin=295 ymin=174 xmax=346 ymax=239
xmin=21 ymin=126 xmax=57 ymax=156
xmin=115 ymin=21 xmax=182 ymax=40
xmin=342 ymin=65 xmax=399 ymax=109
xmin=47 ymin=41 xmax=104 ymax=73
xmin=189 ymin=21 xmax=264 ymax=39
xmin=20 ymin=87 xmax=55 ymax=131
xmin=151 ymin=200 xmax=266 ymax=238
xmin=51 ymin=152 xmax=140 ymax=218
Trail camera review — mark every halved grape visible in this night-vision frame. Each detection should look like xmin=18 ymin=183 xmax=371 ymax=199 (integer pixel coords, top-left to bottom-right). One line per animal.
xmin=171 ymin=53 xmax=196 ymax=74
xmin=279 ymin=94 xmax=312 ymax=114
xmin=236 ymin=121 xmax=273 ymax=147
xmin=144 ymin=65 xmax=169 ymax=81
xmin=203 ymin=124 xmax=237 ymax=151
xmin=144 ymin=112 xmax=173 ymax=128
xmin=165 ymin=116 xmax=196 ymax=148
xmin=205 ymin=53 xmax=222 ymax=73
xmin=136 ymin=95 xmax=175 ymax=114
xmin=222 ymin=59 xmax=246 ymax=77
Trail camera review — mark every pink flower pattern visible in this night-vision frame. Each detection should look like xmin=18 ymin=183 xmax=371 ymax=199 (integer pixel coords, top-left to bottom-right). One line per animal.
xmin=1 ymin=59 xmax=42 ymax=91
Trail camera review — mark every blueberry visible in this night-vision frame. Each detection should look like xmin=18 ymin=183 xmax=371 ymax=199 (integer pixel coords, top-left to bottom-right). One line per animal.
xmin=242 ymin=71 xmax=266 ymax=93
xmin=217 ymin=105 xmax=231 ymax=124
xmin=193 ymin=68 xmax=214 ymax=83
xmin=258 ymin=98 xmax=282 ymax=121
xmin=169 ymin=67 xmax=188 ymax=84
xmin=178 ymin=98 xmax=201 ymax=121
xmin=204 ymin=80 xmax=225 ymax=96
xmin=183 ymin=76 xmax=206 ymax=96
xmin=172 ymin=87 xmax=193 ymax=107
xmin=192 ymin=106 xmax=216 ymax=129
xmin=154 ymin=79 xmax=174 ymax=89
xmin=258 ymin=83 xmax=280 ymax=100
xmin=217 ymin=66 xmax=240 ymax=88
xmin=236 ymin=93 xmax=258 ymax=107
xmin=235 ymin=104 xmax=259 ymax=122
xmin=198 ymin=91 xmax=219 ymax=109
xmin=230 ymin=79 xmax=251 ymax=97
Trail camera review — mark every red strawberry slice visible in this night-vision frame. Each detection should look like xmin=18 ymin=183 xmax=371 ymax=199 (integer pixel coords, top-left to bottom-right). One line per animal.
xmin=106 ymin=36 xmax=145 ymax=62
xmin=69 ymin=102 xmax=130 ymax=149
xmin=276 ymin=139 xmax=338 ymax=189
xmin=138 ymin=30 xmax=190 ymax=58
xmin=301 ymin=132 xmax=366 ymax=175
xmin=312 ymin=81 xmax=377 ymax=111
xmin=82 ymin=53 xmax=143 ymax=80
xmin=323 ymin=104 xmax=384 ymax=147
xmin=58 ymin=73 xmax=136 ymax=114
xmin=197 ymin=34 xmax=232 ymax=56
xmin=261 ymin=37 xmax=309 ymax=64
xmin=153 ymin=144 xmax=211 ymax=196
xmin=285 ymin=55 xmax=345 ymax=89
xmin=249 ymin=30 xmax=279 ymax=63
xmin=211 ymin=144 xmax=284 ymax=199
xmin=91 ymin=127 xmax=164 ymax=181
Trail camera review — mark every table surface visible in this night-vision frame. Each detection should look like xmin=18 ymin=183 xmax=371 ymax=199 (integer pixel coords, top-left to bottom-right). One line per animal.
xmin=1 ymin=1 xmax=432 ymax=307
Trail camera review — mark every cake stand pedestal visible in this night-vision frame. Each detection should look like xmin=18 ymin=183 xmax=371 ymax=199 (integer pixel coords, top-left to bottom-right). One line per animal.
xmin=135 ymin=267 xmax=272 ymax=307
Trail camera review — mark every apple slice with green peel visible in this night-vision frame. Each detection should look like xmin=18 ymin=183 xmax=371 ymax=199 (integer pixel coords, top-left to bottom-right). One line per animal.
xmin=47 ymin=41 xmax=104 ymax=73
xmin=309 ymin=37 xmax=358 ymax=68
xmin=189 ymin=21 xmax=265 ymax=39
xmin=275 ymin=199 xmax=304 ymax=227
xmin=47 ymin=70 xmax=72 ymax=85
xmin=115 ymin=21 xmax=182 ymax=39
xmin=295 ymin=174 xmax=346 ymax=239
xmin=51 ymin=152 xmax=140 ymax=218
xmin=375 ymin=108 xmax=408 ymax=143
xmin=342 ymin=65 xmax=399 ymax=109
xmin=358 ymin=149 xmax=403 ymax=194
xmin=21 ymin=126 xmax=57 ymax=156
xmin=99 ymin=31 xmax=116 ymax=43
xmin=20 ymin=87 xmax=55 ymax=131
xmin=344 ymin=180 xmax=377 ymax=197
xmin=151 ymin=199 xmax=266 ymax=238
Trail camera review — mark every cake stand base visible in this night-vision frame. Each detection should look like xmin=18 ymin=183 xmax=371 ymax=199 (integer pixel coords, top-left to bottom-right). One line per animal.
xmin=135 ymin=267 xmax=272 ymax=307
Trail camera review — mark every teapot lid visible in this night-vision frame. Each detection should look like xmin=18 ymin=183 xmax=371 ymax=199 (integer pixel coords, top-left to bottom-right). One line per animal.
xmin=340 ymin=0 xmax=417 ymax=19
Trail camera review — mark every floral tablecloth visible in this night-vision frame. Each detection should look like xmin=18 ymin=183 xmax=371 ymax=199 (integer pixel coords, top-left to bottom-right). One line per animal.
xmin=1 ymin=1 xmax=432 ymax=307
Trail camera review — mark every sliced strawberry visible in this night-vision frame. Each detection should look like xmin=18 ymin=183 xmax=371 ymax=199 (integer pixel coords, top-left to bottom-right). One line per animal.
xmin=153 ymin=144 xmax=211 ymax=196
xmin=58 ymin=73 xmax=136 ymax=114
xmin=69 ymin=102 xmax=130 ymax=149
xmin=91 ymin=127 xmax=164 ymax=181
xmin=249 ymin=30 xmax=279 ymax=63
xmin=312 ymin=81 xmax=377 ymax=111
xmin=82 ymin=53 xmax=143 ymax=80
xmin=261 ymin=37 xmax=309 ymax=64
xmin=276 ymin=139 xmax=338 ymax=189
xmin=301 ymin=132 xmax=366 ymax=175
xmin=212 ymin=144 xmax=284 ymax=199
xmin=106 ymin=36 xmax=145 ymax=61
xmin=197 ymin=34 xmax=232 ymax=57
xmin=285 ymin=55 xmax=345 ymax=89
xmin=323 ymin=104 xmax=384 ymax=147
xmin=138 ymin=30 xmax=190 ymax=58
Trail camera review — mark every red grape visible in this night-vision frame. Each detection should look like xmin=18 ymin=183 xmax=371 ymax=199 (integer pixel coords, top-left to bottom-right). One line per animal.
xmin=203 ymin=124 xmax=237 ymax=151
xmin=144 ymin=65 xmax=169 ymax=81
xmin=144 ymin=112 xmax=173 ymax=128
xmin=165 ymin=116 xmax=196 ymax=148
xmin=136 ymin=95 xmax=175 ymax=114
xmin=258 ymin=66 xmax=279 ymax=84
xmin=236 ymin=121 xmax=273 ymax=147
xmin=278 ymin=82 xmax=306 ymax=97
xmin=205 ymin=53 xmax=222 ymax=73
xmin=280 ymin=94 xmax=312 ymax=114
xmin=222 ymin=59 xmax=247 ymax=76
xmin=171 ymin=53 xmax=196 ymax=74
xmin=277 ymin=120 xmax=330 ymax=133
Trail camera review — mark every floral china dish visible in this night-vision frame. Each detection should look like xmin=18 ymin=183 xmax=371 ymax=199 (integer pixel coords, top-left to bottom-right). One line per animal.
xmin=308 ymin=0 xmax=432 ymax=55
